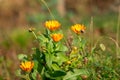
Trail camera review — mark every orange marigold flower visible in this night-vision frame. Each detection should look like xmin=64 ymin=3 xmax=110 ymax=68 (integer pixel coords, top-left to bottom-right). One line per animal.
xmin=71 ymin=24 xmax=86 ymax=34
xmin=44 ymin=20 xmax=61 ymax=31
xmin=51 ymin=33 xmax=63 ymax=42
xmin=20 ymin=61 xmax=34 ymax=72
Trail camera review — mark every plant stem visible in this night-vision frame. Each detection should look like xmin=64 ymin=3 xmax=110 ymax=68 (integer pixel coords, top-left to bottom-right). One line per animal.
xmin=77 ymin=35 xmax=84 ymax=56
xmin=26 ymin=73 xmax=30 ymax=80
xmin=32 ymin=31 xmax=37 ymax=39
xmin=2 ymin=56 xmax=10 ymax=80
xmin=116 ymin=6 xmax=120 ymax=57
xmin=41 ymin=0 xmax=55 ymax=19
xmin=90 ymin=16 xmax=94 ymax=54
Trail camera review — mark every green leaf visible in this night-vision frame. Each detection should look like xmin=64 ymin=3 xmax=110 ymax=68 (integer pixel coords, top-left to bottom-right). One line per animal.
xmin=18 ymin=54 xmax=27 ymax=60
xmin=33 ymin=60 xmax=38 ymax=70
xmin=33 ymin=48 xmax=45 ymax=74
xmin=33 ymin=48 xmax=42 ymax=61
xmin=31 ymin=70 xmax=38 ymax=80
xmin=45 ymin=70 xmax=66 ymax=79
xmin=45 ymin=53 xmax=53 ymax=69
xmin=37 ymin=63 xmax=44 ymax=74
xmin=53 ymin=53 xmax=68 ymax=65
xmin=16 ymin=69 xmax=21 ymax=76
xmin=63 ymin=71 xmax=77 ymax=80
xmin=51 ymin=63 xmax=61 ymax=70
xmin=55 ymin=42 xmax=68 ymax=52
xmin=38 ymin=34 xmax=48 ymax=43
xmin=79 ymin=39 xmax=86 ymax=49
xmin=46 ymin=40 xmax=54 ymax=52
xmin=45 ymin=29 xmax=50 ymax=36
xmin=63 ymin=69 xmax=89 ymax=80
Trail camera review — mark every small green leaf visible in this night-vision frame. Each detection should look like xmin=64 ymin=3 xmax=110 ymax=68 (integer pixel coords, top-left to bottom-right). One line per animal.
xmin=18 ymin=54 xmax=27 ymax=60
xmin=16 ymin=69 xmax=21 ymax=76
xmin=45 ymin=53 xmax=53 ymax=69
xmin=53 ymin=53 xmax=68 ymax=65
xmin=55 ymin=42 xmax=68 ymax=52
xmin=45 ymin=29 xmax=50 ymax=36
xmin=51 ymin=63 xmax=61 ymax=70
xmin=46 ymin=40 xmax=54 ymax=52
xmin=31 ymin=70 xmax=38 ymax=80
xmin=38 ymin=34 xmax=48 ymax=43
xmin=33 ymin=60 xmax=38 ymax=70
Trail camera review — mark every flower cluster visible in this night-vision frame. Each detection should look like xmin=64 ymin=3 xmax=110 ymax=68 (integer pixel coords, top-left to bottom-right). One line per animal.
xmin=19 ymin=20 xmax=87 ymax=80
xmin=20 ymin=20 xmax=86 ymax=70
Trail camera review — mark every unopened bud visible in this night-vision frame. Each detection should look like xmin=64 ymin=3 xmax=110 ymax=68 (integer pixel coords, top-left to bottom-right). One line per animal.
xmin=81 ymin=75 xmax=88 ymax=80
xmin=28 ymin=27 xmax=36 ymax=32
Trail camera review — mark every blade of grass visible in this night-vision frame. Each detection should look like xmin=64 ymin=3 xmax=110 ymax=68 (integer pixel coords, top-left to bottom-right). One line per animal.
xmin=116 ymin=6 xmax=120 ymax=57
xmin=41 ymin=0 xmax=55 ymax=19
xmin=90 ymin=16 xmax=94 ymax=53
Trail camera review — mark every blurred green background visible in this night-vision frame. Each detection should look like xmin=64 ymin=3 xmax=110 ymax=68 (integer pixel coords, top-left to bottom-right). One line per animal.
xmin=0 ymin=0 xmax=119 ymax=79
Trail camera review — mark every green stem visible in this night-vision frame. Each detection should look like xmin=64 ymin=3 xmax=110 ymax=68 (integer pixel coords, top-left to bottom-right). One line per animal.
xmin=90 ymin=17 xmax=94 ymax=54
xmin=116 ymin=6 xmax=120 ymax=58
xmin=32 ymin=31 xmax=37 ymax=39
xmin=26 ymin=73 xmax=30 ymax=80
xmin=2 ymin=57 xmax=10 ymax=80
xmin=77 ymin=35 xmax=81 ymax=42
xmin=77 ymin=35 xmax=84 ymax=57
xmin=41 ymin=0 xmax=55 ymax=19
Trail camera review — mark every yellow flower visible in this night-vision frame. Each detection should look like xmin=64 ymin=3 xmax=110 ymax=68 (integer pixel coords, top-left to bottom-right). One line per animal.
xmin=71 ymin=24 xmax=86 ymax=34
xmin=66 ymin=61 xmax=71 ymax=65
xmin=71 ymin=57 xmax=77 ymax=62
xmin=51 ymin=33 xmax=63 ymax=42
xmin=44 ymin=20 xmax=61 ymax=31
xmin=20 ymin=61 xmax=34 ymax=72
xmin=70 ymin=46 xmax=79 ymax=54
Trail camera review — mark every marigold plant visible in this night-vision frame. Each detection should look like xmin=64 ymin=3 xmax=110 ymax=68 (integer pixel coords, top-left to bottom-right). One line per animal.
xmin=17 ymin=18 xmax=120 ymax=79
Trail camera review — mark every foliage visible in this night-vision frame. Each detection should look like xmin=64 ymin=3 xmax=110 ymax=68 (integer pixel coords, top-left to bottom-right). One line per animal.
xmin=16 ymin=0 xmax=120 ymax=80
xmin=17 ymin=20 xmax=120 ymax=80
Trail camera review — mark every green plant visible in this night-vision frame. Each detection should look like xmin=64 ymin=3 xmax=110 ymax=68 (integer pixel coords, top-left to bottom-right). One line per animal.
xmin=16 ymin=0 xmax=120 ymax=80
xmin=17 ymin=20 xmax=91 ymax=80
